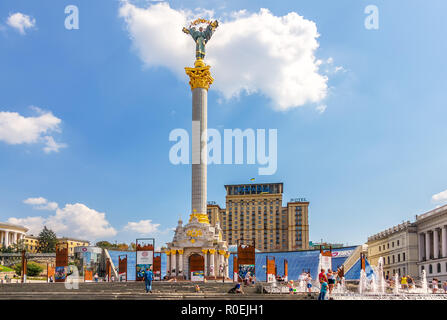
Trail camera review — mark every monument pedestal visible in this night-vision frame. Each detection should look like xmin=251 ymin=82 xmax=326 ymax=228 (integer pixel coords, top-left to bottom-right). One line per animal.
xmin=166 ymin=218 xmax=229 ymax=280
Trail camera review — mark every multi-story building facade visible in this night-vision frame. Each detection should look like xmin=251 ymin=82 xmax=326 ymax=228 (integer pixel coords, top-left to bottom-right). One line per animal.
xmin=206 ymin=183 xmax=309 ymax=252
xmin=24 ymin=235 xmax=90 ymax=255
xmin=58 ymin=237 xmax=90 ymax=255
xmin=367 ymin=221 xmax=419 ymax=279
xmin=416 ymin=204 xmax=447 ymax=282
xmin=24 ymin=235 xmax=40 ymax=253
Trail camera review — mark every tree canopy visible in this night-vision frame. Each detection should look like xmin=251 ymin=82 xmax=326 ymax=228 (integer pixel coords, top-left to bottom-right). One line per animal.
xmin=37 ymin=226 xmax=58 ymax=253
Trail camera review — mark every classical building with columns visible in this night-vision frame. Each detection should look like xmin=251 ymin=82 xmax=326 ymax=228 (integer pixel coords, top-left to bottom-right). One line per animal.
xmin=367 ymin=221 xmax=419 ymax=279
xmin=0 ymin=222 xmax=28 ymax=248
xmin=416 ymin=204 xmax=447 ymax=281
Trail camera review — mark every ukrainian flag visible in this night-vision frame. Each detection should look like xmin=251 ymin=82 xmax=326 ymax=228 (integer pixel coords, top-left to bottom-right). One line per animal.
xmin=250 ymin=178 xmax=255 ymax=181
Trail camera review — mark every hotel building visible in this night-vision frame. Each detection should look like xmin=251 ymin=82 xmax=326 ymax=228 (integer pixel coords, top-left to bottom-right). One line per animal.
xmin=207 ymin=183 xmax=309 ymax=252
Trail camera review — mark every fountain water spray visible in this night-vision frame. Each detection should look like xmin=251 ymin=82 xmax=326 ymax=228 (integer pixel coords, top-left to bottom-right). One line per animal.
xmin=358 ymin=269 xmax=367 ymax=294
xmin=421 ymin=270 xmax=428 ymax=294
xmin=393 ymin=273 xmax=399 ymax=294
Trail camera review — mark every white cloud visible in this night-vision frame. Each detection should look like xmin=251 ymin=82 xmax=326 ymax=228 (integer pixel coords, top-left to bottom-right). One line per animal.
xmin=24 ymin=197 xmax=59 ymax=211
xmin=316 ymin=104 xmax=327 ymax=114
xmin=6 ymin=12 xmax=35 ymax=35
xmin=432 ymin=189 xmax=447 ymax=203
xmin=0 ymin=107 xmax=66 ymax=153
xmin=7 ymin=216 xmax=45 ymax=236
xmin=119 ymin=2 xmax=329 ymax=110
xmin=23 ymin=197 xmax=48 ymax=205
xmin=124 ymin=219 xmax=160 ymax=235
xmin=42 ymin=136 xmax=67 ymax=153
xmin=18 ymin=198 xmax=118 ymax=240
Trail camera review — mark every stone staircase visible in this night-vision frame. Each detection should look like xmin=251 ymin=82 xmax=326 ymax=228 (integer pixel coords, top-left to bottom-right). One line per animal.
xmin=0 ymin=281 xmax=318 ymax=300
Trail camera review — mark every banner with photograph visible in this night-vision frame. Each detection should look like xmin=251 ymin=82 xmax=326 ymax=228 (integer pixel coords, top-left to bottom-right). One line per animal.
xmin=191 ymin=270 xmax=204 ymax=282
xmin=136 ymin=239 xmax=154 ymax=281
xmin=238 ymin=264 xmax=255 ymax=281
xmin=55 ymin=266 xmax=67 ymax=281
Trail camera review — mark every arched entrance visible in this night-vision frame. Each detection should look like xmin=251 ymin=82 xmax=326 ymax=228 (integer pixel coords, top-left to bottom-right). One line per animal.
xmin=189 ymin=254 xmax=204 ymax=281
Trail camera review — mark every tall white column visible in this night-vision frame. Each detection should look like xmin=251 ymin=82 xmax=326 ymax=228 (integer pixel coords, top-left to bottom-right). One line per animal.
xmin=171 ymin=250 xmax=177 ymax=276
xmin=191 ymin=88 xmax=207 ymax=216
xmin=419 ymin=233 xmax=425 ymax=261
xmin=209 ymin=250 xmax=215 ymax=277
xmin=225 ymin=257 xmax=229 ymax=278
xmin=434 ymin=229 xmax=439 ymax=259
xmin=185 ymin=63 xmax=213 ymax=224
xmin=4 ymin=231 xmax=9 ymax=248
xmin=202 ymin=250 xmax=208 ymax=276
xmin=219 ymin=253 xmax=224 ymax=276
xmin=425 ymin=231 xmax=431 ymax=260
xmin=442 ymin=226 xmax=447 ymax=258
xmin=178 ymin=250 xmax=183 ymax=275
xmin=166 ymin=252 xmax=171 ymax=277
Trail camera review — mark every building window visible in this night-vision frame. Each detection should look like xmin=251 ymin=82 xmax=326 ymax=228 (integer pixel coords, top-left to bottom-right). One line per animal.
xmin=403 ymin=252 xmax=405 ymax=261
xmin=437 ymin=263 xmax=441 ymax=273
xmin=397 ymin=240 xmax=400 ymax=246
xmin=429 ymin=264 xmax=433 ymax=274
xmin=387 ymin=243 xmax=389 ymax=249
xmin=398 ymin=254 xmax=400 ymax=262
xmin=392 ymin=242 xmax=394 ymax=248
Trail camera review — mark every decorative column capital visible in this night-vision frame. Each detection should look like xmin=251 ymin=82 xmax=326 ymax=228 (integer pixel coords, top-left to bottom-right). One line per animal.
xmin=218 ymin=250 xmax=226 ymax=255
xmin=178 ymin=249 xmax=184 ymax=255
xmin=165 ymin=250 xmax=171 ymax=256
xmin=201 ymin=249 xmax=208 ymax=254
xmin=185 ymin=65 xmax=214 ymax=90
xmin=209 ymin=249 xmax=216 ymax=255
xmin=170 ymin=249 xmax=177 ymax=255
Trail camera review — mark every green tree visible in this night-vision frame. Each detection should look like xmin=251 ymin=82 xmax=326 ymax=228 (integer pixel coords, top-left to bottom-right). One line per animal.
xmin=13 ymin=262 xmax=43 ymax=277
xmin=37 ymin=226 xmax=58 ymax=253
xmin=95 ymin=241 xmax=113 ymax=248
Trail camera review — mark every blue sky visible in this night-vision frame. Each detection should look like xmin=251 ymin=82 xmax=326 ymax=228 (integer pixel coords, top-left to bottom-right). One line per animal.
xmin=0 ymin=0 xmax=446 ymax=247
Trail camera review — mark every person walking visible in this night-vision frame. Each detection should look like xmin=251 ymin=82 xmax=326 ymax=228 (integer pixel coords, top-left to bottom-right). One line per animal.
xmin=94 ymin=273 xmax=99 ymax=283
xmin=318 ymin=280 xmax=328 ymax=300
xmin=432 ymin=278 xmax=438 ymax=294
xmin=143 ymin=266 xmax=154 ymax=293
xmin=306 ymin=273 xmax=313 ymax=294
xmin=318 ymin=269 xmax=328 ymax=284
xmin=401 ymin=275 xmax=408 ymax=290
xmin=327 ymin=269 xmax=335 ymax=294
xmin=407 ymin=275 xmax=414 ymax=289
